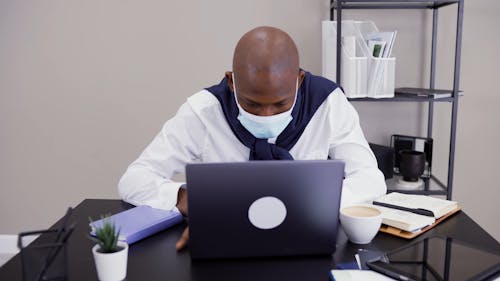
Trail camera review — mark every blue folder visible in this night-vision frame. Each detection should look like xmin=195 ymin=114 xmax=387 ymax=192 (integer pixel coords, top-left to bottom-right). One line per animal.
xmin=89 ymin=205 xmax=183 ymax=244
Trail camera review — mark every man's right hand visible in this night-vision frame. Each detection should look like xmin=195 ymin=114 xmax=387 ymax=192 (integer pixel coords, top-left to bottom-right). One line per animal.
xmin=176 ymin=187 xmax=188 ymax=216
xmin=176 ymin=187 xmax=189 ymax=251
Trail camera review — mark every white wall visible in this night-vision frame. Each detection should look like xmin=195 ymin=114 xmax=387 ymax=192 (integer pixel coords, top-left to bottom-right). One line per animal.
xmin=1 ymin=1 xmax=499 ymax=241
xmin=0 ymin=0 xmax=327 ymax=233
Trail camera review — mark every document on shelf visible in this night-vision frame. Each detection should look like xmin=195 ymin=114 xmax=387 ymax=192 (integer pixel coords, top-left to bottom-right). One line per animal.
xmin=365 ymin=31 xmax=397 ymax=58
xmin=367 ymin=40 xmax=386 ymax=58
xmin=395 ymin=87 xmax=463 ymax=99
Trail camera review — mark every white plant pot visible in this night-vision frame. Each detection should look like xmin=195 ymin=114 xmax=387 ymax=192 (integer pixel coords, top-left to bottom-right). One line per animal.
xmin=92 ymin=241 xmax=128 ymax=281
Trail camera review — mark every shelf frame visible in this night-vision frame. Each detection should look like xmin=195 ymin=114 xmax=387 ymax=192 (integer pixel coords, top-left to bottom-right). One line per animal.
xmin=348 ymin=95 xmax=455 ymax=103
xmin=330 ymin=0 xmax=464 ymax=200
xmin=386 ymin=175 xmax=448 ymax=196
xmin=331 ymin=1 xmax=459 ymax=10
xmin=386 ymin=189 xmax=447 ymax=196
xmin=447 ymin=0 xmax=464 ymax=200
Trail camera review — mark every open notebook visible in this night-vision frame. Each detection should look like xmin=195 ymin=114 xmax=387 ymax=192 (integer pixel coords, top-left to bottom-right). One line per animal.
xmin=373 ymin=192 xmax=459 ymax=236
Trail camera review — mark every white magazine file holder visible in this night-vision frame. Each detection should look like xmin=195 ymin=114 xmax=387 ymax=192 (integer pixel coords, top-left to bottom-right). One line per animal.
xmin=322 ymin=20 xmax=395 ymax=98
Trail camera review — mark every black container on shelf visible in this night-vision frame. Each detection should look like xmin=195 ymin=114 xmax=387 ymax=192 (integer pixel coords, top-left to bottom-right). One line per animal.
xmin=399 ymin=150 xmax=426 ymax=182
xmin=391 ymin=134 xmax=433 ymax=179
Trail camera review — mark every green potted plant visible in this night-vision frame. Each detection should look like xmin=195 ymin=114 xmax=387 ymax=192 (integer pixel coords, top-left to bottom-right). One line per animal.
xmin=89 ymin=215 xmax=128 ymax=281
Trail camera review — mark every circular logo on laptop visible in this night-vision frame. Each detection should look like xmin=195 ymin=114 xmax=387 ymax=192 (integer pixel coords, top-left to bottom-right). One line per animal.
xmin=248 ymin=196 xmax=287 ymax=230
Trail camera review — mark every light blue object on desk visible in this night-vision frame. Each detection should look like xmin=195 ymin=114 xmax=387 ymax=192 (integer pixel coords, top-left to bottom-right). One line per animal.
xmin=330 ymin=270 xmax=396 ymax=281
xmin=89 ymin=205 xmax=183 ymax=244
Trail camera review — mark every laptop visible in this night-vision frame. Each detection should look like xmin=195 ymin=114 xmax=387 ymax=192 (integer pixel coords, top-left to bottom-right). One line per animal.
xmin=186 ymin=160 xmax=345 ymax=259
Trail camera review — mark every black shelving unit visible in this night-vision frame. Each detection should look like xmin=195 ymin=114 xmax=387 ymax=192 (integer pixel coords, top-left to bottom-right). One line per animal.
xmin=330 ymin=0 xmax=464 ymax=199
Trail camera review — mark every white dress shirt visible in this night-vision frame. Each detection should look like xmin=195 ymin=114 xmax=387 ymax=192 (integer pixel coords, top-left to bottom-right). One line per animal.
xmin=118 ymin=87 xmax=386 ymax=210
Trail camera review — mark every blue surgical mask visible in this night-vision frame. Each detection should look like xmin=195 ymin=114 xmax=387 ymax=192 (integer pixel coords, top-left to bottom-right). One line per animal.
xmin=232 ymin=74 xmax=298 ymax=139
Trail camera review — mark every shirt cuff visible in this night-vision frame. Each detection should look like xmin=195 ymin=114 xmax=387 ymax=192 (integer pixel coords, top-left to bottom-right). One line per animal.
xmin=155 ymin=181 xmax=185 ymax=211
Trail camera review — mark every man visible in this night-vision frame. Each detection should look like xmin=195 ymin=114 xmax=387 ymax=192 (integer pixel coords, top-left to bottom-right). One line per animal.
xmin=118 ymin=26 xmax=386 ymax=250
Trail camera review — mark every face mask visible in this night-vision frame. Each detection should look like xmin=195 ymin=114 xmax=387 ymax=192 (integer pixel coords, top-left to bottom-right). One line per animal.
xmin=232 ymin=73 xmax=298 ymax=139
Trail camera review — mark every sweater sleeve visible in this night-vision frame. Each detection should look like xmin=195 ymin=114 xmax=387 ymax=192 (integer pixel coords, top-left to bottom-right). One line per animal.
xmin=327 ymin=89 xmax=387 ymax=207
xmin=118 ymin=101 xmax=207 ymax=210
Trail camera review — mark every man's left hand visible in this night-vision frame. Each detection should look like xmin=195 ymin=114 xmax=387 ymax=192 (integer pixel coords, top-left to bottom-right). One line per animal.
xmin=176 ymin=188 xmax=189 ymax=251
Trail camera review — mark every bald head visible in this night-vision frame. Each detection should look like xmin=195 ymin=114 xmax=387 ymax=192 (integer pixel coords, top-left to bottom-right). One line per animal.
xmin=226 ymin=26 xmax=303 ymax=116
xmin=233 ymin=26 xmax=299 ymax=79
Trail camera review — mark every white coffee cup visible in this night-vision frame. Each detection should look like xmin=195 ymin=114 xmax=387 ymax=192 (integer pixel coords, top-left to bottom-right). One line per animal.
xmin=340 ymin=205 xmax=382 ymax=244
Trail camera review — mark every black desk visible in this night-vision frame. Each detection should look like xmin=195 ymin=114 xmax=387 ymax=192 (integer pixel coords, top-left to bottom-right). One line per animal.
xmin=1 ymin=199 xmax=499 ymax=281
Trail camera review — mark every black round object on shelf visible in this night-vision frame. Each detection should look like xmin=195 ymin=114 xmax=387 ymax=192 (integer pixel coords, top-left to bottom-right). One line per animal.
xmin=399 ymin=150 xmax=425 ymax=182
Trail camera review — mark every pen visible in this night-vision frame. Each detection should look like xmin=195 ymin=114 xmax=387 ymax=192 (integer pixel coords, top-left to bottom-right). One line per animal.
xmin=373 ymin=201 xmax=435 ymax=217
xmin=379 ymin=269 xmax=412 ymax=281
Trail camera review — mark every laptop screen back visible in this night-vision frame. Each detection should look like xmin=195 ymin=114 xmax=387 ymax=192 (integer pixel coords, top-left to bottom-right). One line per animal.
xmin=186 ymin=160 xmax=345 ymax=259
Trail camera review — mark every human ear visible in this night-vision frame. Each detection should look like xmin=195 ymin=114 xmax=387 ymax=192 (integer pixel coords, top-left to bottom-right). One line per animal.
xmin=225 ymin=71 xmax=234 ymax=92
xmin=298 ymin=69 xmax=305 ymax=88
